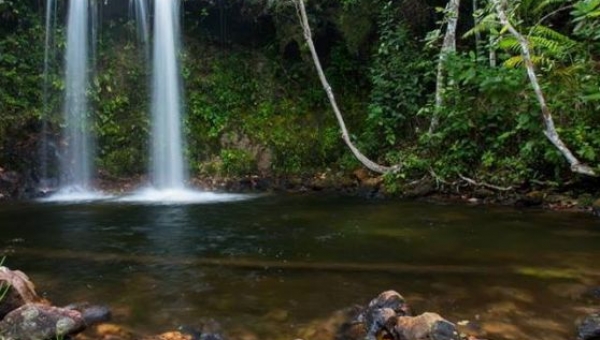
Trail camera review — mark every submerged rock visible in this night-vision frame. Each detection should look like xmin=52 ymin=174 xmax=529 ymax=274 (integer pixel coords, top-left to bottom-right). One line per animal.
xmin=0 ymin=266 xmax=44 ymax=319
xmin=577 ymin=312 xmax=600 ymax=340
xmin=64 ymin=302 xmax=112 ymax=325
xmin=0 ymin=303 xmax=86 ymax=340
xmin=388 ymin=312 xmax=459 ymax=340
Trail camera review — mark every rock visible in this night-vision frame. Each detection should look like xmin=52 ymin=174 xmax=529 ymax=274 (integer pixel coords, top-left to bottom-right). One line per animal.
xmin=585 ymin=287 xmax=600 ymax=301
xmin=403 ymin=181 xmax=435 ymax=198
xmin=363 ymin=290 xmax=411 ymax=317
xmin=353 ymin=168 xmax=370 ymax=183
xmin=518 ymin=191 xmax=544 ymax=207
xmin=355 ymin=290 xmax=412 ymax=340
xmin=0 ymin=303 xmax=86 ymax=340
xmin=140 ymin=332 xmax=194 ymax=340
xmin=85 ymin=323 xmax=135 ymax=340
xmin=64 ymin=302 xmax=112 ymax=325
xmin=0 ymin=266 xmax=44 ymax=319
xmin=388 ymin=312 xmax=459 ymax=340
xmin=577 ymin=312 xmax=600 ymax=340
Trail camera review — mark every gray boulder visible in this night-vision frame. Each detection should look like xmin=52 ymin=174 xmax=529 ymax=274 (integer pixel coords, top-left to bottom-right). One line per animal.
xmin=578 ymin=312 xmax=600 ymax=340
xmin=0 ymin=303 xmax=85 ymax=340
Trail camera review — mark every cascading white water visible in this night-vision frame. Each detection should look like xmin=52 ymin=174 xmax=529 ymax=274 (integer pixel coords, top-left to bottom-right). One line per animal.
xmin=129 ymin=0 xmax=150 ymax=58
xmin=150 ymin=0 xmax=186 ymax=190
xmin=61 ymin=0 xmax=93 ymax=191
xmin=40 ymin=0 xmax=57 ymax=189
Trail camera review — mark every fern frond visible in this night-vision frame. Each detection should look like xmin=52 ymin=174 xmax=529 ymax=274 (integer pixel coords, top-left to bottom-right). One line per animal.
xmin=504 ymin=55 xmax=523 ymax=68
xmin=503 ymin=55 xmax=547 ymax=68
xmin=463 ymin=13 xmax=499 ymax=38
xmin=533 ymin=0 xmax=571 ymax=14
xmin=529 ymin=36 xmax=564 ymax=54
xmin=530 ymin=25 xmax=578 ymax=46
xmin=498 ymin=37 xmax=522 ymax=53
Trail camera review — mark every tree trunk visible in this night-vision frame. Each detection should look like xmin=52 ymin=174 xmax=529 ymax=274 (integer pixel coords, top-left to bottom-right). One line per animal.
xmin=493 ymin=0 xmax=596 ymax=176
xmin=429 ymin=0 xmax=461 ymax=133
xmin=294 ymin=0 xmax=399 ymax=174
xmin=473 ymin=0 xmax=483 ymax=60
xmin=489 ymin=35 xmax=497 ymax=67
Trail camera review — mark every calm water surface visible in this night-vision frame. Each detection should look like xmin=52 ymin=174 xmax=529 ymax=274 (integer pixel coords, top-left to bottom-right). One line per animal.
xmin=0 ymin=194 xmax=598 ymax=339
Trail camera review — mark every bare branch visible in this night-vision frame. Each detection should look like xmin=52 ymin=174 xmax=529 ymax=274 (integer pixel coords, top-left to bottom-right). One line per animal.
xmin=458 ymin=173 xmax=513 ymax=191
xmin=293 ymin=0 xmax=400 ymax=174
xmin=493 ymin=0 xmax=596 ymax=177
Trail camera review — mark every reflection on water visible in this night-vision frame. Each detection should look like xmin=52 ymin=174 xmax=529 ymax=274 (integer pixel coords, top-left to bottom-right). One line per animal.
xmin=0 ymin=194 xmax=599 ymax=339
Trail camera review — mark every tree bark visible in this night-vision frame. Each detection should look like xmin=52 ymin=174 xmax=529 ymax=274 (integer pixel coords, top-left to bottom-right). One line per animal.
xmin=293 ymin=0 xmax=399 ymax=174
xmin=429 ymin=0 xmax=461 ymax=133
xmin=473 ymin=0 xmax=483 ymax=60
xmin=493 ymin=0 xmax=596 ymax=176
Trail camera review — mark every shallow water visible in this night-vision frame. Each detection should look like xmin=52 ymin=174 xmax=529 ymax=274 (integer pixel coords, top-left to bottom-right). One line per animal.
xmin=1 ymin=194 xmax=599 ymax=339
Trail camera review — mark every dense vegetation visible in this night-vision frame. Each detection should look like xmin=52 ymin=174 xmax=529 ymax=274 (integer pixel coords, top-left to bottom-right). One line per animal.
xmin=1 ymin=0 xmax=599 ymax=194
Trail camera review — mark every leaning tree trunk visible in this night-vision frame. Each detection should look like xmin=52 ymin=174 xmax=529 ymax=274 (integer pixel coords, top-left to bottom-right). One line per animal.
xmin=293 ymin=0 xmax=399 ymax=174
xmin=473 ymin=0 xmax=483 ymax=60
xmin=429 ymin=0 xmax=461 ymax=134
xmin=493 ymin=0 xmax=596 ymax=176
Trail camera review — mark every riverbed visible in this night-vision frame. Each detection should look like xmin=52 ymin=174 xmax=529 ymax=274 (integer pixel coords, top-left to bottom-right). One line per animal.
xmin=0 ymin=193 xmax=598 ymax=339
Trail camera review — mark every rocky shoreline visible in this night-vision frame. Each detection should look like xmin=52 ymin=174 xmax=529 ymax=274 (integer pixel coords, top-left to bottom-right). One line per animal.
xmin=1 ymin=165 xmax=600 ymax=216
xmin=1 ymin=266 xmax=599 ymax=340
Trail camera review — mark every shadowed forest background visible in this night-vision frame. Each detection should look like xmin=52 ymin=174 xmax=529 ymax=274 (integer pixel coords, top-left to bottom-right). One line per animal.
xmin=1 ymin=0 xmax=600 ymax=195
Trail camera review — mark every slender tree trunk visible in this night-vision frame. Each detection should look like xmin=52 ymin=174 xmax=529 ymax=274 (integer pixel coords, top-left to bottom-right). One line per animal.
xmin=473 ymin=0 xmax=483 ymax=61
xmin=293 ymin=0 xmax=399 ymax=174
xmin=489 ymin=35 xmax=497 ymax=67
xmin=493 ymin=0 xmax=596 ymax=176
xmin=429 ymin=0 xmax=461 ymax=133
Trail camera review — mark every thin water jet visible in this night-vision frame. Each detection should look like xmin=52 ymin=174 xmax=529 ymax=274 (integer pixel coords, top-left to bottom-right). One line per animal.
xmin=150 ymin=0 xmax=186 ymax=191
xmin=40 ymin=0 xmax=58 ymax=191
xmin=129 ymin=0 xmax=150 ymax=59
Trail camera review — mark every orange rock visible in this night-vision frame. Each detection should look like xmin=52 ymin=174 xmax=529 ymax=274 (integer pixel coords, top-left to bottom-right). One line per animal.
xmin=149 ymin=331 xmax=193 ymax=340
xmin=353 ymin=168 xmax=370 ymax=182
xmin=93 ymin=323 xmax=135 ymax=340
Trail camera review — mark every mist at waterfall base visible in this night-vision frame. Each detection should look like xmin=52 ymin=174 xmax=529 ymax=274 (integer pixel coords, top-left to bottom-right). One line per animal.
xmin=43 ymin=0 xmax=248 ymax=204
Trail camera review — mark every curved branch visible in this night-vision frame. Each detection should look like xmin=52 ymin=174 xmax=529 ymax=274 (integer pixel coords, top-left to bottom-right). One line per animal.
xmin=493 ymin=0 xmax=596 ymax=177
xmin=293 ymin=0 xmax=399 ymax=174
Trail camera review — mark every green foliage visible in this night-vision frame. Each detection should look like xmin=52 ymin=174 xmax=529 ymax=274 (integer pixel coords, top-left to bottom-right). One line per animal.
xmin=92 ymin=22 xmax=150 ymax=177
xmin=0 ymin=0 xmax=599 ymax=189
xmin=0 ymin=1 xmax=46 ymax=173
xmin=184 ymin=38 xmax=345 ymax=176
xmin=572 ymin=0 xmax=600 ymax=44
xmin=219 ymin=149 xmax=256 ymax=176
xmin=365 ymin=2 xmax=434 ymax=150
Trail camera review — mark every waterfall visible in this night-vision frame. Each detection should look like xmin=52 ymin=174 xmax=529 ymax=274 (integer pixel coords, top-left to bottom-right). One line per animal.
xmin=150 ymin=0 xmax=186 ymax=190
xmin=60 ymin=0 xmax=95 ymax=192
xmin=129 ymin=0 xmax=150 ymax=59
xmin=40 ymin=0 xmax=58 ymax=190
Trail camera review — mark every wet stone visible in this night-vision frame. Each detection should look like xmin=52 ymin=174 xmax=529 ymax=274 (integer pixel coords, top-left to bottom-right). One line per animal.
xmin=0 ymin=303 xmax=85 ymax=340
xmin=577 ymin=312 xmax=600 ymax=340
xmin=389 ymin=312 xmax=459 ymax=340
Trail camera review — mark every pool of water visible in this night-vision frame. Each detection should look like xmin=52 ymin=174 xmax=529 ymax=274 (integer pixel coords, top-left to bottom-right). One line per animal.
xmin=0 ymin=193 xmax=598 ymax=339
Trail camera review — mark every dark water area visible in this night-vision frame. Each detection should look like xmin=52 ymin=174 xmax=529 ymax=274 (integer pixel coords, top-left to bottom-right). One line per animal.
xmin=1 ymin=194 xmax=599 ymax=339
